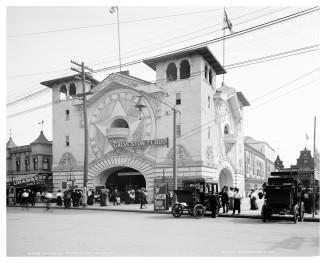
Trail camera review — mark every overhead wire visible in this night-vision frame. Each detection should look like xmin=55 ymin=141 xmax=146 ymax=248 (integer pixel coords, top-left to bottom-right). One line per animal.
xmin=6 ymin=46 xmax=319 ymax=109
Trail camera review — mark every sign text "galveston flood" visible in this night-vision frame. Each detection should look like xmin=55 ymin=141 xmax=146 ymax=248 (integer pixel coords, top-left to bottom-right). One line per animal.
xmin=112 ymin=138 xmax=168 ymax=149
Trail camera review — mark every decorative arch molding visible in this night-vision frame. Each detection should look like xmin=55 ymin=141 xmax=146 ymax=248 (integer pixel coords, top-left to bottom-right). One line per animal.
xmin=88 ymin=153 xmax=155 ymax=179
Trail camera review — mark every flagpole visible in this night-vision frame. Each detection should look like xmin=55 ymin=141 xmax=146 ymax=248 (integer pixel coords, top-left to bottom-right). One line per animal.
xmin=312 ymin=116 xmax=316 ymax=218
xmin=222 ymin=7 xmax=226 ymax=86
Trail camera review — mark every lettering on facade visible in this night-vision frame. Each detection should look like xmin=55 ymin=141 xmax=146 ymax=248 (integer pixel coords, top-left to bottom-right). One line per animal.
xmin=13 ymin=175 xmax=52 ymax=186
xmin=112 ymin=138 xmax=168 ymax=149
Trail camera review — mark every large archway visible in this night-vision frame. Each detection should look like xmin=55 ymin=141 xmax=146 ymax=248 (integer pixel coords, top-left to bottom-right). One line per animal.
xmin=218 ymin=167 xmax=234 ymax=191
xmin=95 ymin=166 xmax=146 ymax=203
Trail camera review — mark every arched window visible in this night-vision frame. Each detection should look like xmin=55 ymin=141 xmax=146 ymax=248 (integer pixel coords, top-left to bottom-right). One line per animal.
xmin=68 ymin=83 xmax=76 ymax=99
xmin=166 ymin=63 xmax=177 ymax=81
xmin=180 ymin=60 xmax=190 ymax=79
xmin=205 ymin=65 xmax=208 ymax=80
xmin=59 ymin=85 xmax=67 ymax=101
xmin=209 ymin=69 xmax=213 ymax=85
xmin=224 ymin=125 xmax=229 ymax=134
xmin=111 ymin=118 xmax=129 ymax=128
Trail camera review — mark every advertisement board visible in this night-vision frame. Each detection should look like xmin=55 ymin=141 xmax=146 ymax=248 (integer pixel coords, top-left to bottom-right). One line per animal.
xmin=153 ymin=181 xmax=169 ymax=211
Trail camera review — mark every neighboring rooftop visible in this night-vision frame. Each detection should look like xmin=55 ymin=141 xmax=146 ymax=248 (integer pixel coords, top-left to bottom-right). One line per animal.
xmin=143 ymin=46 xmax=226 ymax=75
xmin=31 ymin=131 xmax=52 ymax=145
xmin=41 ymin=74 xmax=99 ymax=88
xmin=6 ymin=137 xmax=17 ymax=148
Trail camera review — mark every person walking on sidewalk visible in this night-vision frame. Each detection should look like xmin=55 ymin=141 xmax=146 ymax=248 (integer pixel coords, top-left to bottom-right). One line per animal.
xmin=219 ymin=187 xmax=229 ymax=213
xmin=45 ymin=191 xmax=53 ymax=212
xmin=56 ymin=190 xmax=63 ymax=206
xmin=140 ymin=188 xmax=147 ymax=209
xmin=232 ymin=188 xmax=241 ymax=215
xmin=63 ymin=190 xmax=72 ymax=209
xmin=228 ymin=187 xmax=234 ymax=211
xmin=249 ymin=189 xmax=259 ymax=210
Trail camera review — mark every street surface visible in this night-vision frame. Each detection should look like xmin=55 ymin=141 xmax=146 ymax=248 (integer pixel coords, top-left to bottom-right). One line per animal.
xmin=7 ymin=207 xmax=319 ymax=257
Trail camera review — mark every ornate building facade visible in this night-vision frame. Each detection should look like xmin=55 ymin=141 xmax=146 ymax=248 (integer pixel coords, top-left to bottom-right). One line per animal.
xmin=41 ymin=46 xmax=250 ymax=201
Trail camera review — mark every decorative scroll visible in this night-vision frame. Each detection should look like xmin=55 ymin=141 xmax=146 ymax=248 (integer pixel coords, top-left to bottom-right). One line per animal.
xmin=59 ymin=152 xmax=77 ymax=170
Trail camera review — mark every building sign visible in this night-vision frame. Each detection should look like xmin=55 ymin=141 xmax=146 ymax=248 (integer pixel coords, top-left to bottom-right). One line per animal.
xmin=112 ymin=137 xmax=168 ymax=149
xmin=13 ymin=174 xmax=53 ymax=187
xmin=153 ymin=181 xmax=169 ymax=211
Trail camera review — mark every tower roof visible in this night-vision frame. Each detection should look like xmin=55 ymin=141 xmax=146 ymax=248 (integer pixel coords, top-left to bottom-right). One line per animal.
xmin=6 ymin=137 xmax=17 ymax=148
xmin=31 ymin=131 xmax=51 ymax=145
xmin=143 ymin=46 xmax=226 ymax=75
xmin=41 ymin=74 xmax=99 ymax=88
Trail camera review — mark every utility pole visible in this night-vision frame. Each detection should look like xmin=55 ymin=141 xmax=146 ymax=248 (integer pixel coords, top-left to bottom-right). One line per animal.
xmin=71 ymin=60 xmax=94 ymax=207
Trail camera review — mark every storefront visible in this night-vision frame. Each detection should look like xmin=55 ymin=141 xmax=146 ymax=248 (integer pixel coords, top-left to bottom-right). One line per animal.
xmin=6 ymin=173 xmax=53 ymax=205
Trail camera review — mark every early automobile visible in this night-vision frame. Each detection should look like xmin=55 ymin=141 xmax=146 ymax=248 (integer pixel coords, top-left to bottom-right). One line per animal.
xmin=171 ymin=177 xmax=221 ymax=219
xmin=261 ymin=175 xmax=305 ymax=223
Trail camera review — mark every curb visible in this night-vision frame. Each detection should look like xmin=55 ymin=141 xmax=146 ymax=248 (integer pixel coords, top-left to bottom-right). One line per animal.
xmin=7 ymin=205 xmax=320 ymax=222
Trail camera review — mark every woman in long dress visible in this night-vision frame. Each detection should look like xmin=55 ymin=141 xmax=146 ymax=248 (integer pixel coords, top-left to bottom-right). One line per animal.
xmin=100 ymin=189 xmax=108 ymax=206
xmin=56 ymin=190 xmax=63 ymax=206
xmin=250 ymin=189 xmax=259 ymax=210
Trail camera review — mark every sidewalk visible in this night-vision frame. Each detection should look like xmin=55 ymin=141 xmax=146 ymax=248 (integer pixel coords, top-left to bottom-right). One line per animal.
xmin=8 ymin=197 xmax=319 ymax=222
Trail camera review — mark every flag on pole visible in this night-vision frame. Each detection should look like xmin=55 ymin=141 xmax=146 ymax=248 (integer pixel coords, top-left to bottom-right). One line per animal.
xmin=223 ymin=10 xmax=234 ymax=33
xmin=306 ymin=133 xmax=309 ymax=140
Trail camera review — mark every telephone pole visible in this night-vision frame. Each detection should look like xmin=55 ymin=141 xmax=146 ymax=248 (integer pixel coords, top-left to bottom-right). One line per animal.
xmin=71 ymin=60 xmax=94 ymax=207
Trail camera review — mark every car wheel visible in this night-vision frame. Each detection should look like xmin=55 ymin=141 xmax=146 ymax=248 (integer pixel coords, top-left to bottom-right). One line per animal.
xmin=172 ymin=203 xmax=183 ymax=218
xmin=193 ymin=204 xmax=206 ymax=219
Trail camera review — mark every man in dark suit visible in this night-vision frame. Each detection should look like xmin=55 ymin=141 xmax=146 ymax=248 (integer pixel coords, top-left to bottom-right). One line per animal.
xmin=210 ymin=192 xmax=219 ymax=218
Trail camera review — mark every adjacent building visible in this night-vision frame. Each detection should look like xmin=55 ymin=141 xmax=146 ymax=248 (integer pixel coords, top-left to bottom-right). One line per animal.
xmin=6 ymin=131 xmax=53 ymax=204
xmin=41 ymin=46 xmax=251 ymax=201
xmin=244 ymin=136 xmax=275 ymax=197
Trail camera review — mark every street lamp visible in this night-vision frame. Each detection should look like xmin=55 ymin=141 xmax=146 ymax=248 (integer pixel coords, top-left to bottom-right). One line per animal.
xmin=135 ymin=90 xmax=180 ymax=205
xmin=109 ymin=6 xmax=122 ymax=72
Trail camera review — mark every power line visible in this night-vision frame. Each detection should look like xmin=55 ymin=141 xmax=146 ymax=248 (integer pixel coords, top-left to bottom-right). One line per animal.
xmin=6 ymin=7 xmax=319 ymax=109
xmin=92 ymin=7 xmax=319 ymax=74
xmin=6 ymin=46 xmax=319 ymax=109
xmin=7 ymin=6 xmax=314 ymax=78
xmin=7 ymin=8 xmax=223 ymax=38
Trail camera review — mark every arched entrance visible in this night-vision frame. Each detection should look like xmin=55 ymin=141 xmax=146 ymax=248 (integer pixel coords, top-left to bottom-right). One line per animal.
xmin=105 ymin=167 xmax=146 ymax=191
xmin=218 ymin=168 xmax=234 ymax=191
xmin=94 ymin=166 xmax=147 ymax=203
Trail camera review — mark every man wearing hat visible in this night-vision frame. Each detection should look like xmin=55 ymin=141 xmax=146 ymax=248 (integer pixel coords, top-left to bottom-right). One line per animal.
xmin=140 ymin=188 xmax=147 ymax=209
xmin=232 ymin=188 xmax=241 ymax=215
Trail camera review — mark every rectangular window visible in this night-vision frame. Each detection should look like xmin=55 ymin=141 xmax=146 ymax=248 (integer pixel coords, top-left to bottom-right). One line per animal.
xmin=208 ymin=127 xmax=210 ymax=139
xmin=176 ymin=124 xmax=181 ymax=138
xmin=25 ymin=156 xmax=30 ymax=171
xmin=66 ymin=136 xmax=70 ymax=146
xmin=16 ymin=157 xmax=20 ymax=172
xmin=62 ymin=182 xmax=67 ymax=190
xmin=208 ymin=96 xmax=210 ymax=108
xmin=33 ymin=158 xmax=38 ymax=170
xmin=176 ymin=93 xmax=181 ymax=105
xmin=66 ymin=109 xmax=70 ymax=120
xmin=43 ymin=158 xmax=49 ymax=170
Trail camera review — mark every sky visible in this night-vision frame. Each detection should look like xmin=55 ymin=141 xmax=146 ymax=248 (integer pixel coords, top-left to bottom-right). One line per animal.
xmin=4 ymin=0 xmax=323 ymax=169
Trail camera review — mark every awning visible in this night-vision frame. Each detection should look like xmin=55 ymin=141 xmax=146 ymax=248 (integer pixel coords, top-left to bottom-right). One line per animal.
xmin=6 ymin=174 xmax=52 ymax=187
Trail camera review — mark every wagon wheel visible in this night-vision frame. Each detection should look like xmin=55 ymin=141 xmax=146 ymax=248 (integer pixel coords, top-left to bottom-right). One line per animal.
xmin=193 ymin=204 xmax=206 ymax=219
xmin=172 ymin=203 xmax=183 ymax=218
xmin=299 ymin=202 xmax=305 ymax=222
xmin=261 ymin=204 xmax=268 ymax=222
xmin=293 ymin=204 xmax=299 ymax=224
